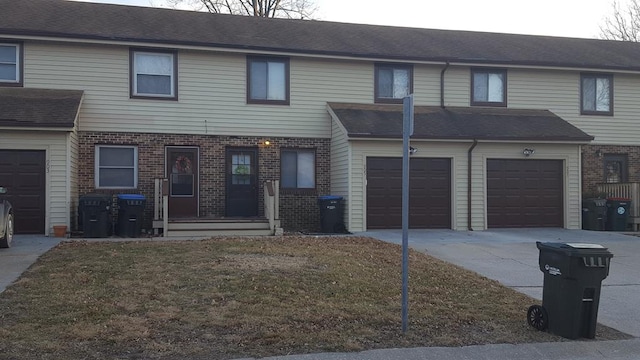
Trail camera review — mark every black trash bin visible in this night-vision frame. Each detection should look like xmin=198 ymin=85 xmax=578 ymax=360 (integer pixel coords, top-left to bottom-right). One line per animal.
xmin=79 ymin=194 xmax=112 ymax=238
xmin=582 ymin=198 xmax=607 ymax=231
xmin=605 ymin=197 xmax=630 ymax=231
xmin=318 ymin=195 xmax=344 ymax=233
xmin=116 ymin=194 xmax=146 ymax=237
xmin=527 ymin=242 xmax=613 ymax=339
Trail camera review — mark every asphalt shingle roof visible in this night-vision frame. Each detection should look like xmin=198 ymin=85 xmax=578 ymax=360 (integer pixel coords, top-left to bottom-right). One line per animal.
xmin=328 ymin=103 xmax=594 ymax=142
xmin=2 ymin=0 xmax=640 ymax=71
xmin=0 ymin=88 xmax=84 ymax=128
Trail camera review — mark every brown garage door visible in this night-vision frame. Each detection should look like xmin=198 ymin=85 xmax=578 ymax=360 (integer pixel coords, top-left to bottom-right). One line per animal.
xmin=487 ymin=159 xmax=563 ymax=228
xmin=367 ymin=157 xmax=451 ymax=229
xmin=0 ymin=150 xmax=46 ymax=234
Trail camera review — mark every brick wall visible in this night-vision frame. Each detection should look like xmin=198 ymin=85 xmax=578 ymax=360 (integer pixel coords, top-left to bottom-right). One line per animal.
xmin=77 ymin=131 xmax=330 ymax=232
xmin=581 ymin=144 xmax=640 ymax=195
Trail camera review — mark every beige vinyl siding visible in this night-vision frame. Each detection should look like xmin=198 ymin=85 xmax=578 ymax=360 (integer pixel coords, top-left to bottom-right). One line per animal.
xmin=346 ymin=140 xmax=581 ymax=232
xmin=470 ymin=143 xmax=581 ymax=230
xmin=24 ymin=42 xmax=372 ymax=138
xmin=349 ymin=141 xmax=468 ymax=232
xmin=330 ymin=116 xmax=351 ymax=229
xmin=0 ymin=131 xmax=71 ymax=235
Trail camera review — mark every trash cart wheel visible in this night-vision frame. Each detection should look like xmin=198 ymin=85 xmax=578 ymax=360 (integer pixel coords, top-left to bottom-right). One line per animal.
xmin=527 ymin=305 xmax=548 ymax=331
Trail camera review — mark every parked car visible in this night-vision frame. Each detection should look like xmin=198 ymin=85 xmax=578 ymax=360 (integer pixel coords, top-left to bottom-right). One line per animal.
xmin=0 ymin=186 xmax=14 ymax=248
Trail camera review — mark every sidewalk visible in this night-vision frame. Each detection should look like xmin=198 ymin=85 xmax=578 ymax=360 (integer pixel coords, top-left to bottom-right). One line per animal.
xmin=240 ymin=338 xmax=640 ymax=360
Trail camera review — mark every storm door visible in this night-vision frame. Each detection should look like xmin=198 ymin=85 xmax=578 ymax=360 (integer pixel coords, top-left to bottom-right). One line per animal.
xmin=166 ymin=147 xmax=199 ymax=218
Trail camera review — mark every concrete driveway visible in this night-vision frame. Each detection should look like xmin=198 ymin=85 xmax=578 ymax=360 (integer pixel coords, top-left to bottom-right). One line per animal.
xmin=0 ymin=235 xmax=62 ymax=293
xmin=361 ymin=228 xmax=640 ymax=338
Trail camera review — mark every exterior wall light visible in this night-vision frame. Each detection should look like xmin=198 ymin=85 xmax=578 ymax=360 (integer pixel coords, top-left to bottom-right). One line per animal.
xmin=409 ymin=146 xmax=418 ymax=155
xmin=523 ymin=148 xmax=535 ymax=157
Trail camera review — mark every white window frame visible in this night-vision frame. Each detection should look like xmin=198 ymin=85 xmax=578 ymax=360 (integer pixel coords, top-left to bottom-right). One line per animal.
xmin=131 ymin=50 xmax=176 ymax=98
xmin=95 ymin=145 xmax=139 ymax=189
xmin=0 ymin=43 xmax=20 ymax=84
xmin=281 ymin=149 xmax=316 ymax=189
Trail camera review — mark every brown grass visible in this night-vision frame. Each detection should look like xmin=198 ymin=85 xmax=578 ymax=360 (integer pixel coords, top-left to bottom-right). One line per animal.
xmin=0 ymin=236 xmax=629 ymax=359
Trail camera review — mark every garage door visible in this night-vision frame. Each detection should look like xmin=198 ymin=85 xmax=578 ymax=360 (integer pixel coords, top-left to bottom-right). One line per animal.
xmin=0 ymin=150 xmax=46 ymax=234
xmin=487 ymin=159 xmax=563 ymax=228
xmin=367 ymin=157 xmax=451 ymax=229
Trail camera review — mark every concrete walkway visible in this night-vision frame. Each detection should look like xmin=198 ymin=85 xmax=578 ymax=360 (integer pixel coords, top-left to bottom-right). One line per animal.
xmin=0 ymin=234 xmax=62 ymax=293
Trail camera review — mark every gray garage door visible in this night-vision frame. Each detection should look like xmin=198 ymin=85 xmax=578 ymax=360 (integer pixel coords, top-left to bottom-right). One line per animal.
xmin=487 ymin=159 xmax=563 ymax=228
xmin=367 ymin=157 xmax=451 ymax=229
xmin=0 ymin=150 xmax=46 ymax=234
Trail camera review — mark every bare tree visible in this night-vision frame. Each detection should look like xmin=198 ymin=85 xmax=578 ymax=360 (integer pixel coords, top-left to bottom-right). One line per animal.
xmin=601 ymin=0 xmax=640 ymax=41
xmin=163 ymin=0 xmax=317 ymax=19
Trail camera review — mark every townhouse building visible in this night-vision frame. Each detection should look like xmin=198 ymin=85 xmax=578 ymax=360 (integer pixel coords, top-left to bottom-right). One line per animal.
xmin=1 ymin=0 xmax=639 ymax=235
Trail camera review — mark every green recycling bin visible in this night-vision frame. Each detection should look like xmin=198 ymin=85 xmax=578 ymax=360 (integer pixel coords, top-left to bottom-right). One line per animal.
xmin=527 ymin=242 xmax=613 ymax=339
xmin=605 ymin=197 xmax=630 ymax=231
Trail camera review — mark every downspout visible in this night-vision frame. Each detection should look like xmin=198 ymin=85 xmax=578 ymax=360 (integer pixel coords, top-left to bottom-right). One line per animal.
xmin=440 ymin=61 xmax=450 ymax=108
xmin=467 ymin=139 xmax=478 ymax=231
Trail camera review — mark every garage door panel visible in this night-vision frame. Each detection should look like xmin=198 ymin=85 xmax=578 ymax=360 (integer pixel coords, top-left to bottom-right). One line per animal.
xmin=367 ymin=157 xmax=451 ymax=229
xmin=0 ymin=150 xmax=46 ymax=234
xmin=487 ymin=159 xmax=563 ymax=228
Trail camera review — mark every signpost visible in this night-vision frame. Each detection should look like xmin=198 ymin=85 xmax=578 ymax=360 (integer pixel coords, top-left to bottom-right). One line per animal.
xmin=401 ymin=95 xmax=414 ymax=333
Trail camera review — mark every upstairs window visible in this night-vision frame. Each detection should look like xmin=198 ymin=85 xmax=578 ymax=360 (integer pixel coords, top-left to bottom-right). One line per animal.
xmin=375 ymin=63 xmax=412 ymax=103
xmin=247 ymin=56 xmax=289 ymax=105
xmin=581 ymin=74 xmax=613 ymax=115
xmin=0 ymin=42 xmax=22 ymax=86
xmin=281 ymin=149 xmax=315 ymax=189
xmin=131 ymin=49 xmax=177 ymax=99
xmin=471 ymin=68 xmax=506 ymax=106
xmin=95 ymin=145 xmax=138 ymax=189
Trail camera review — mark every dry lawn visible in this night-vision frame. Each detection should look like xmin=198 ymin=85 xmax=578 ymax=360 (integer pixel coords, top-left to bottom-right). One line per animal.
xmin=0 ymin=236 xmax=629 ymax=359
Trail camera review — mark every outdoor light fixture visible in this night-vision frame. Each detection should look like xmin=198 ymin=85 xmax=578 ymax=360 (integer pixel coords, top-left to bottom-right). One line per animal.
xmin=522 ymin=148 xmax=535 ymax=157
xmin=595 ymin=149 xmax=603 ymax=157
xmin=409 ymin=146 xmax=418 ymax=155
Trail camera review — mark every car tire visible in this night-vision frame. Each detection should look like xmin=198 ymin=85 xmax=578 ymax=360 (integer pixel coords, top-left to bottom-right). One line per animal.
xmin=0 ymin=212 xmax=13 ymax=248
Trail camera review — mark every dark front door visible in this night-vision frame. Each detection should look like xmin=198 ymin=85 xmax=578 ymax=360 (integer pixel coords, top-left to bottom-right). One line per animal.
xmin=0 ymin=150 xmax=46 ymax=234
xmin=226 ymin=148 xmax=258 ymax=217
xmin=167 ymin=147 xmax=198 ymax=218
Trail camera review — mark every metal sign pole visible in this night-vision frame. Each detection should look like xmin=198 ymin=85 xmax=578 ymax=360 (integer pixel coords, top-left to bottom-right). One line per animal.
xmin=401 ymin=95 xmax=414 ymax=333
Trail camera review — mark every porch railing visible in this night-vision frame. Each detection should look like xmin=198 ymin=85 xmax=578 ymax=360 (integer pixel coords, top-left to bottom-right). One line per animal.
xmin=264 ymin=180 xmax=282 ymax=235
xmin=596 ymin=182 xmax=640 ymax=230
xmin=596 ymin=182 xmax=640 ymax=217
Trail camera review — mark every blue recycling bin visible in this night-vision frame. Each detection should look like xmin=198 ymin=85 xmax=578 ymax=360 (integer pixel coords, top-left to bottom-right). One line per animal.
xmin=317 ymin=195 xmax=345 ymax=233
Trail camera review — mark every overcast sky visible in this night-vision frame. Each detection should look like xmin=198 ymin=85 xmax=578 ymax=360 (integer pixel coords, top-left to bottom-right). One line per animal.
xmin=70 ymin=0 xmax=620 ymax=39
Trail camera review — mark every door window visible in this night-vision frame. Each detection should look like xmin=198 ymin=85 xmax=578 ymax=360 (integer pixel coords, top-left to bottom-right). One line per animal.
xmin=170 ymin=152 xmax=195 ymax=196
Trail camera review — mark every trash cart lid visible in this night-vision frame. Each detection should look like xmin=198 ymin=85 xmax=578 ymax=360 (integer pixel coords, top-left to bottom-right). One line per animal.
xmin=536 ymin=241 xmax=612 ymax=256
xmin=117 ymin=194 xmax=145 ymax=200
xmin=318 ymin=195 xmax=343 ymax=201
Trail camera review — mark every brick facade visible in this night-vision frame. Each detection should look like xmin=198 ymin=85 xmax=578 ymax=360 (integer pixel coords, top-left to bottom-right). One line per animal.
xmin=581 ymin=144 xmax=640 ymax=196
xmin=77 ymin=131 xmax=330 ymax=233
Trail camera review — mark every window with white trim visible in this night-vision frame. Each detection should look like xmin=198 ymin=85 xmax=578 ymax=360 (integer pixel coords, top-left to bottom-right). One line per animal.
xmin=0 ymin=43 xmax=20 ymax=85
xmin=281 ymin=149 xmax=315 ymax=189
xmin=131 ymin=50 xmax=177 ymax=98
xmin=95 ymin=146 xmax=138 ymax=188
